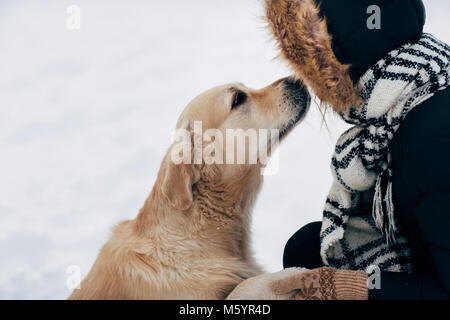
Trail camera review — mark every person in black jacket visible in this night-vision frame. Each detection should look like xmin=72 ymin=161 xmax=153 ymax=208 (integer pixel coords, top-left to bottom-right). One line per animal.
xmin=265 ymin=0 xmax=450 ymax=300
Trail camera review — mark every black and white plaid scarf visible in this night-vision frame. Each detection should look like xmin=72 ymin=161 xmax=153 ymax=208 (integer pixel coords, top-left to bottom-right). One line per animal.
xmin=320 ymin=34 xmax=450 ymax=272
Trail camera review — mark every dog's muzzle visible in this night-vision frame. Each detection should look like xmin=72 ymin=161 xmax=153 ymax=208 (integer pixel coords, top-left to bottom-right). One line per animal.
xmin=279 ymin=77 xmax=311 ymax=138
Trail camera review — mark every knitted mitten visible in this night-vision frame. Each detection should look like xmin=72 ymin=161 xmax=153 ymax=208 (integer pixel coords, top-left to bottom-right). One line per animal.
xmin=271 ymin=267 xmax=368 ymax=300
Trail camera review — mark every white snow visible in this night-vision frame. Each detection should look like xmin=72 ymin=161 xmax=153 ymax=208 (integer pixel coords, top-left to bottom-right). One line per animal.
xmin=0 ymin=0 xmax=448 ymax=299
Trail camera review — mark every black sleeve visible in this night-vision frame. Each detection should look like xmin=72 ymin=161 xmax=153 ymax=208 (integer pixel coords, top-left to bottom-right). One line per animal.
xmin=371 ymin=137 xmax=450 ymax=300
xmin=369 ymin=88 xmax=450 ymax=300
xmin=369 ymin=190 xmax=450 ymax=300
xmin=369 ymin=272 xmax=450 ymax=300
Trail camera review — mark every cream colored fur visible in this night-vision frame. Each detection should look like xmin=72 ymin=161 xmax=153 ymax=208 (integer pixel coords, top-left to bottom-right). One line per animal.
xmin=68 ymin=78 xmax=307 ymax=300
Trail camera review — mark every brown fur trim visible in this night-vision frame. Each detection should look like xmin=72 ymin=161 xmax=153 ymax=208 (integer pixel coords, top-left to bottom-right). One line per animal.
xmin=265 ymin=0 xmax=363 ymax=113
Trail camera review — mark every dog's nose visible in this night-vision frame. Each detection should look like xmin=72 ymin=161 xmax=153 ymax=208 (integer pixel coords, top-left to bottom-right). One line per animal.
xmin=282 ymin=77 xmax=309 ymax=97
xmin=282 ymin=76 xmax=311 ymax=112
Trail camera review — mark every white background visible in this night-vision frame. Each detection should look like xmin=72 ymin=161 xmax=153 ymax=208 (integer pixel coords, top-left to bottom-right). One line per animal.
xmin=0 ymin=0 xmax=449 ymax=299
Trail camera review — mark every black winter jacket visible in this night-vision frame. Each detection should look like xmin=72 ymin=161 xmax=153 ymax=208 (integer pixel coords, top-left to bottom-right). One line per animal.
xmin=317 ymin=0 xmax=450 ymax=300
xmin=271 ymin=0 xmax=449 ymax=299
xmin=370 ymin=86 xmax=450 ymax=300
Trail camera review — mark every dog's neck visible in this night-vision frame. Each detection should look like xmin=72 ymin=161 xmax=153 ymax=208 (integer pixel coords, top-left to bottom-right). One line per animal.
xmin=135 ymin=163 xmax=262 ymax=262
xmin=193 ymin=164 xmax=259 ymax=219
xmin=192 ymin=164 xmax=263 ymax=261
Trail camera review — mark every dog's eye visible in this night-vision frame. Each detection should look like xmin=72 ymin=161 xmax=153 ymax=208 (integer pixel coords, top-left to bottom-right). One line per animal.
xmin=231 ymin=91 xmax=247 ymax=110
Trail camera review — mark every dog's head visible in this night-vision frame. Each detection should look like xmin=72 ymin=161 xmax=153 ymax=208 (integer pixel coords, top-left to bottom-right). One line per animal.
xmin=161 ymin=77 xmax=310 ymax=211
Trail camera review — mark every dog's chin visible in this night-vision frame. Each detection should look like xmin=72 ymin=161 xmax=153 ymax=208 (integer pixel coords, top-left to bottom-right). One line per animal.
xmin=279 ymin=109 xmax=307 ymax=141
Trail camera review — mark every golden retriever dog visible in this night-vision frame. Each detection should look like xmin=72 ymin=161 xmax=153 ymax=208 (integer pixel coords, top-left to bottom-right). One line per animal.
xmin=68 ymin=77 xmax=310 ymax=300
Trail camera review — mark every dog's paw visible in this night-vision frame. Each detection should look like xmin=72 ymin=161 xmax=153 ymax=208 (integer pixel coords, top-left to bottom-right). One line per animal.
xmin=226 ymin=267 xmax=309 ymax=300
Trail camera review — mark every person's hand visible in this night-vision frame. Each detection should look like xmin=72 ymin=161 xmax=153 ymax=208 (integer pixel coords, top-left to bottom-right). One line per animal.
xmin=227 ymin=267 xmax=369 ymax=300
xmin=271 ymin=267 xmax=369 ymax=300
xmin=227 ymin=268 xmax=309 ymax=300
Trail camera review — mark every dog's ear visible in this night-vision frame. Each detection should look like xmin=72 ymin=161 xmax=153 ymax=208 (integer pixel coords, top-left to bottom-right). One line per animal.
xmin=161 ymin=120 xmax=200 ymax=211
xmin=161 ymin=161 xmax=196 ymax=211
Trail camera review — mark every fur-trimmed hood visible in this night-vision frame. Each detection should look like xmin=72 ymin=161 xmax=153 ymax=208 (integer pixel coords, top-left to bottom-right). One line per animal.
xmin=265 ymin=0 xmax=426 ymax=113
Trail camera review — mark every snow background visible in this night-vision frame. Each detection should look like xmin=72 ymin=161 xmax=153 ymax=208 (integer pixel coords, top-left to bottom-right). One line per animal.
xmin=0 ymin=0 xmax=448 ymax=299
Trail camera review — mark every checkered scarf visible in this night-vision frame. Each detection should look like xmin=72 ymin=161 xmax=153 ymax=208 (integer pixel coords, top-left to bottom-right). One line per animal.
xmin=320 ymin=34 xmax=450 ymax=272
